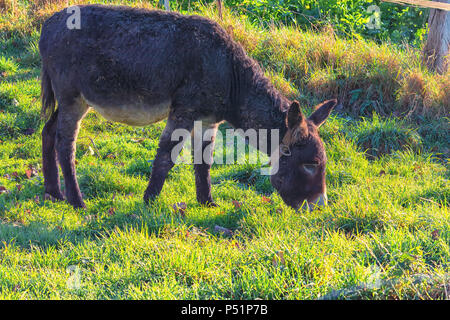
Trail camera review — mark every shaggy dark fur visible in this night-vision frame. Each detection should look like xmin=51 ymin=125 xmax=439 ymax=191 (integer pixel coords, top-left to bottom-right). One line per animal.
xmin=40 ymin=4 xmax=336 ymax=209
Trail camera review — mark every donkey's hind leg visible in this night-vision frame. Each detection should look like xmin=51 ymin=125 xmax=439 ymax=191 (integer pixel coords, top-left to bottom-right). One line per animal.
xmin=42 ymin=109 xmax=65 ymax=201
xmin=56 ymin=97 xmax=89 ymax=208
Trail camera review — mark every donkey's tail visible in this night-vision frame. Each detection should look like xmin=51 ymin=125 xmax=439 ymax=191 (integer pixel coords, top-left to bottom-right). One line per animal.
xmin=40 ymin=65 xmax=56 ymax=120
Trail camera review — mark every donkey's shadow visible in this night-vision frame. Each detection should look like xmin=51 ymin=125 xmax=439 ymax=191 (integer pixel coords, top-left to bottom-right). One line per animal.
xmin=0 ymin=176 xmax=263 ymax=250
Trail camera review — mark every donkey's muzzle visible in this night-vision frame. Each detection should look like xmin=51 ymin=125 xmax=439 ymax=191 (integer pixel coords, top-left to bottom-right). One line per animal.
xmin=306 ymin=193 xmax=328 ymax=211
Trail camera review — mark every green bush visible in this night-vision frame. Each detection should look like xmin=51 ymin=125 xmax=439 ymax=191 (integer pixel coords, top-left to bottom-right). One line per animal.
xmin=349 ymin=113 xmax=423 ymax=158
xmin=172 ymin=0 xmax=428 ymax=47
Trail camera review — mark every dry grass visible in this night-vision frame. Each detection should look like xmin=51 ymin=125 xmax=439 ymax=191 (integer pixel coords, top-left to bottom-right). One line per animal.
xmin=207 ymin=7 xmax=449 ymax=118
xmin=1 ymin=0 xmax=448 ymax=118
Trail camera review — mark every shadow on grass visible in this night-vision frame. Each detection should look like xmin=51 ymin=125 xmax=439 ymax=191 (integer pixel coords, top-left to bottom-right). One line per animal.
xmin=0 ymin=184 xmax=253 ymax=250
xmin=211 ymin=164 xmax=273 ymax=196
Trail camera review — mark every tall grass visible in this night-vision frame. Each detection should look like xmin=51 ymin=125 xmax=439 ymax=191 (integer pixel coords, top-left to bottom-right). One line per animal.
xmin=1 ymin=0 xmax=448 ymax=118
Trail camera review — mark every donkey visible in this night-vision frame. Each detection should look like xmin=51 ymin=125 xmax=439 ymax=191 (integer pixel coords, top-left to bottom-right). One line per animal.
xmin=39 ymin=5 xmax=337 ymax=210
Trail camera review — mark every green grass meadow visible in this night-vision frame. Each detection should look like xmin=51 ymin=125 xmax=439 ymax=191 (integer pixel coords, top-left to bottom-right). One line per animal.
xmin=0 ymin=1 xmax=449 ymax=299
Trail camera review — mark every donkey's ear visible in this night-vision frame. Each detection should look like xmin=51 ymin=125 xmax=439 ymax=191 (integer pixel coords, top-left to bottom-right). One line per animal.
xmin=287 ymin=100 xmax=306 ymax=129
xmin=308 ymin=99 xmax=337 ymax=127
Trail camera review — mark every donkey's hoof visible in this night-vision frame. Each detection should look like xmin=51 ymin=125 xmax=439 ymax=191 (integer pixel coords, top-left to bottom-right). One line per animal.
xmin=70 ymin=201 xmax=86 ymax=209
xmin=199 ymin=200 xmax=219 ymax=208
xmin=44 ymin=192 xmax=65 ymax=202
xmin=143 ymin=192 xmax=158 ymax=205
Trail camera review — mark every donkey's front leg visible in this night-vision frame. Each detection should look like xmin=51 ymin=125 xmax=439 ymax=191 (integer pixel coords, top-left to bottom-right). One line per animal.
xmin=192 ymin=122 xmax=218 ymax=207
xmin=144 ymin=113 xmax=194 ymax=203
xmin=55 ymin=97 xmax=89 ymax=209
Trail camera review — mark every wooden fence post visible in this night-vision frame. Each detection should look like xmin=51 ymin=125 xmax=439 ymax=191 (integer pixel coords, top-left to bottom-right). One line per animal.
xmin=423 ymin=0 xmax=450 ymax=74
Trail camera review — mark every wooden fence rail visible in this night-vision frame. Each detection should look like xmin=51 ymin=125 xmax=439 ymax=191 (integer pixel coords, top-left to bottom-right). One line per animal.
xmin=382 ymin=0 xmax=450 ymax=10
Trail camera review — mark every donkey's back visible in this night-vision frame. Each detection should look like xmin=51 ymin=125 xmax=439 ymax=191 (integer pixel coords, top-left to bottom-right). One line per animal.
xmin=40 ymin=4 xmax=235 ymax=126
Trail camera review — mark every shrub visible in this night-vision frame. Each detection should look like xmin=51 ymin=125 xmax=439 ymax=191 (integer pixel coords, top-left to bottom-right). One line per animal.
xmin=349 ymin=113 xmax=423 ymax=158
xmin=177 ymin=0 xmax=428 ymax=46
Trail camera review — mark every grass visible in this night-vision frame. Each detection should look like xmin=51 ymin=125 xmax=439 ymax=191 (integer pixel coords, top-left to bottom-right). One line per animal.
xmin=0 ymin=1 xmax=449 ymax=299
xmin=346 ymin=113 xmax=423 ymax=159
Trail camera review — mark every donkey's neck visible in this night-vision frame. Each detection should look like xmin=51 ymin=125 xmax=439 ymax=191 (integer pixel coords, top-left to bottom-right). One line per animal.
xmin=226 ymin=60 xmax=290 ymax=155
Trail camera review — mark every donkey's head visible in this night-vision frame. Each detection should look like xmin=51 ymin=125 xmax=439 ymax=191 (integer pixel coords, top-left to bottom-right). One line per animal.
xmin=270 ymin=99 xmax=337 ymax=211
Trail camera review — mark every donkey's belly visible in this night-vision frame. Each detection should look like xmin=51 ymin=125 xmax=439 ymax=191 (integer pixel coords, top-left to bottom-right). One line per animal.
xmin=84 ymin=97 xmax=171 ymax=126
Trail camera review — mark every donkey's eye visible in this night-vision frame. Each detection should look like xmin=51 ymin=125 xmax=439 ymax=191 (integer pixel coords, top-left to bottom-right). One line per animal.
xmin=302 ymin=163 xmax=318 ymax=175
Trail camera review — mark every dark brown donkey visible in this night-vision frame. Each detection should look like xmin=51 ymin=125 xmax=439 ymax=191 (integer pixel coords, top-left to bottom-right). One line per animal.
xmin=40 ymin=5 xmax=337 ymax=210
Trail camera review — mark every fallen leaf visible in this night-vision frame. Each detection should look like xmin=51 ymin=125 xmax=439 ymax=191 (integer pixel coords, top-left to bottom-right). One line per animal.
xmin=262 ymin=196 xmax=272 ymax=203
xmin=108 ymin=207 xmax=115 ymax=216
xmin=172 ymin=202 xmax=187 ymax=217
xmin=232 ymin=200 xmax=241 ymax=209
xmin=25 ymin=169 xmax=32 ymax=179
xmin=272 ymin=251 xmax=285 ymax=267
xmin=431 ymin=229 xmax=440 ymax=240
xmin=0 ymin=186 xmax=8 ymax=194
xmin=379 ymin=170 xmax=386 ymax=176
xmin=230 ymin=240 xmax=240 ymax=249
xmin=84 ymin=215 xmax=97 ymax=223
xmin=130 ymin=214 xmax=140 ymax=221
xmin=131 ymin=138 xmax=145 ymax=143
xmin=214 ymin=225 xmax=233 ymax=237
xmin=189 ymin=226 xmax=209 ymax=238
xmin=16 ymin=184 xmax=23 ymax=192
xmin=276 ymin=208 xmax=283 ymax=214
